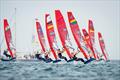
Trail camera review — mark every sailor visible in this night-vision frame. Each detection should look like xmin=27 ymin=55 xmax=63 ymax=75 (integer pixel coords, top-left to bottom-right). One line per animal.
xmin=66 ymin=46 xmax=95 ymax=64
xmin=83 ymin=57 xmax=95 ymax=64
xmin=83 ymin=52 xmax=95 ymax=64
xmin=72 ymin=51 xmax=95 ymax=64
xmin=3 ymin=49 xmax=12 ymax=59
xmin=44 ymin=49 xmax=53 ymax=63
xmin=57 ymin=48 xmax=67 ymax=61
xmin=72 ymin=49 xmax=85 ymax=62
xmin=65 ymin=47 xmax=85 ymax=63
xmin=35 ymin=50 xmax=46 ymax=61
xmin=35 ymin=49 xmax=53 ymax=63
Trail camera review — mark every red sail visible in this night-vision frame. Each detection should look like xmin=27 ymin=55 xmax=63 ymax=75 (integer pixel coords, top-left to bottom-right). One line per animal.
xmin=4 ymin=19 xmax=14 ymax=58
xmin=45 ymin=14 xmax=58 ymax=60
xmin=88 ymin=20 xmax=95 ymax=45
xmin=36 ymin=20 xmax=46 ymax=52
xmin=55 ymin=10 xmax=72 ymax=58
xmin=98 ymin=32 xmax=108 ymax=61
xmin=67 ymin=12 xmax=89 ymax=59
xmin=88 ymin=20 xmax=99 ymax=59
xmin=82 ymin=29 xmax=97 ymax=59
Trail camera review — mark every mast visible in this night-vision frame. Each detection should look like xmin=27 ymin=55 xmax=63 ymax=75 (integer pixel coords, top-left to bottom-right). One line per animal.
xmin=0 ymin=23 xmax=1 ymax=56
xmin=14 ymin=8 xmax=16 ymax=57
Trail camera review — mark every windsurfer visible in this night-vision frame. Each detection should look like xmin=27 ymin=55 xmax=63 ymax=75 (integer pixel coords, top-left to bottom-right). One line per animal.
xmin=72 ymin=51 xmax=95 ymax=64
xmin=35 ymin=49 xmax=53 ymax=63
xmin=35 ymin=51 xmax=45 ymax=61
xmin=57 ymin=48 xmax=67 ymax=61
xmin=0 ymin=49 xmax=16 ymax=61
xmin=44 ymin=49 xmax=53 ymax=62
xmin=72 ymin=48 xmax=85 ymax=62
xmin=83 ymin=52 xmax=95 ymax=64
xmin=3 ymin=49 xmax=12 ymax=59
xmin=66 ymin=45 xmax=95 ymax=64
xmin=64 ymin=43 xmax=84 ymax=62
xmin=66 ymin=46 xmax=85 ymax=63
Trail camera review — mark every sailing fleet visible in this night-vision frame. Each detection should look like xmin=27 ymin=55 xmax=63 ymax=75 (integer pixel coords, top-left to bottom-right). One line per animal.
xmin=0 ymin=10 xmax=109 ymax=64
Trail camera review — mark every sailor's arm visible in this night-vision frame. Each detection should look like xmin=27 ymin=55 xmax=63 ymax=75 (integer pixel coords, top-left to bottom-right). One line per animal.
xmin=45 ymin=49 xmax=51 ymax=56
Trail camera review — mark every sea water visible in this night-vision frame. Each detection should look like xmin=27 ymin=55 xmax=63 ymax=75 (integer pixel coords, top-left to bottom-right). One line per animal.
xmin=0 ymin=60 xmax=120 ymax=80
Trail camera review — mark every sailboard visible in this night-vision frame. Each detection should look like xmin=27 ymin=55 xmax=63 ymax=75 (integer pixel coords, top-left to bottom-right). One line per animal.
xmin=45 ymin=14 xmax=58 ymax=60
xmin=55 ymin=10 xmax=72 ymax=58
xmin=4 ymin=19 xmax=15 ymax=58
xmin=82 ymin=29 xmax=97 ymax=59
xmin=36 ymin=19 xmax=47 ymax=53
xmin=67 ymin=12 xmax=89 ymax=59
xmin=88 ymin=20 xmax=99 ymax=59
xmin=98 ymin=32 xmax=108 ymax=61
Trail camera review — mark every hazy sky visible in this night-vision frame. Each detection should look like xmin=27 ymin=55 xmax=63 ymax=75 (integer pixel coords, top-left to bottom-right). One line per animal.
xmin=0 ymin=0 xmax=119 ymax=60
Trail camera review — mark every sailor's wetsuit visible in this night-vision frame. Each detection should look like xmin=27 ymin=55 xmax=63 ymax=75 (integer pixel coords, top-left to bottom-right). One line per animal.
xmin=44 ymin=55 xmax=53 ymax=63
xmin=35 ymin=54 xmax=53 ymax=63
xmin=3 ymin=50 xmax=12 ymax=58
xmin=84 ymin=57 xmax=95 ymax=64
xmin=72 ymin=55 xmax=85 ymax=63
xmin=69 ymin=55 xmax=95 ymax=64
xmin=58 ymin=53 xmax=67 ymax=61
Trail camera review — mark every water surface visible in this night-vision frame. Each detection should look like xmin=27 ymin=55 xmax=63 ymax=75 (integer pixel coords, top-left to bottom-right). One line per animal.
xmin=0 ymin=60 xmax=120 ymax=80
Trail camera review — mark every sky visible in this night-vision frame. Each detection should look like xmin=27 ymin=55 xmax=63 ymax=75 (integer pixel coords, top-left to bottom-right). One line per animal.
xmin=0 ymin=0 xmax=120 ymax=60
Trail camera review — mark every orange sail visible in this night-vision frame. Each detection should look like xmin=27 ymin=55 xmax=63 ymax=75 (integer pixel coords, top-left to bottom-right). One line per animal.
xmin=55 ymin=10 xmax=72 ymax=58
xmin=45 ymin=14 xmax=58 ymax=60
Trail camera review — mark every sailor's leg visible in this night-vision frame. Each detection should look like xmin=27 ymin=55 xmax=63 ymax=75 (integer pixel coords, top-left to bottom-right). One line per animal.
xmin=84 ymin=57 xmax=95 ymax=64
xmin=58 ymin=54 xmax=67 ymax=61
xmin=47 ymin=58 xmax=53 ymax=62
xmin=36 ymin=56 xmax=46 ymax=61
xmin=61 ymin=56 xmax=67 ymax=61
xmin=45 ymin=58 xmax=53 ymax=63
